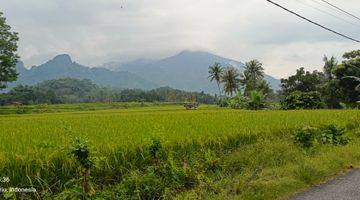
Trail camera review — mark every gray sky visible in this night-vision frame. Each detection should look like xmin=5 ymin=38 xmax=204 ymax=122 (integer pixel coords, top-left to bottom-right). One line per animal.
xmin=1 ymin=0 xmax=359 ymax=78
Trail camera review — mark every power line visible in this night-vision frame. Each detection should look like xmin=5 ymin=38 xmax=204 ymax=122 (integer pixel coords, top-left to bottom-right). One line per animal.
xmin=309 ymin=0 xmax=359 ymax=22
xmin=294 ymin=0 xmax=359 ymax=27
xmin=265 ymin=0 xmax=360 ymax=43
xmin=319 ymin=0 xmax=360 ymax=22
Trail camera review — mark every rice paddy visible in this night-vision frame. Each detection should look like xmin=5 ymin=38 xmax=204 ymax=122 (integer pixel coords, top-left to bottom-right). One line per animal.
xmin=0 ymin=104 xmax=359 ymax=199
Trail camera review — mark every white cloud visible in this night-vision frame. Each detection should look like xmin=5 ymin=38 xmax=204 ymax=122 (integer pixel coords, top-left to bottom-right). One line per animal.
xmin=1 ymin=0 xmax=359 ymax=78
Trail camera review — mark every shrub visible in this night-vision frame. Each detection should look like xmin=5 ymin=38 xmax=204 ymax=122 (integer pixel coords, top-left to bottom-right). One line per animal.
xmin=70 ymin=137 xmax=93 ymax=195
xmin=281 ymin=91 xmax=325 ymax=110
xmin=228 ymin=94 xmax=248 ymax=109
xmin=319 ymin=124 xmax=349 ymax=146
xmin=228 ymin=91 xmax=268 ymax=110
xmin=294 ymin=124 xmax=350 ymax=148
xmin=294 ymin=126 xmax=318 ymax=148
xmin=217 ymin=98 xmax=229 ymax=107
xmin=247 ymin=91 xmax=267 ymax=110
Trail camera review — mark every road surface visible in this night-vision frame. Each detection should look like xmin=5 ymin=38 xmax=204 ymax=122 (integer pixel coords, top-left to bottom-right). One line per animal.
xmin=290 ymin=170 xmax=360 ymax=200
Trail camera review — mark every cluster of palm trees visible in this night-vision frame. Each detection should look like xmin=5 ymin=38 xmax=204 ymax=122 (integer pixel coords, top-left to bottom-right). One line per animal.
xmin=208 ymin=60 xmax=271 ymax=98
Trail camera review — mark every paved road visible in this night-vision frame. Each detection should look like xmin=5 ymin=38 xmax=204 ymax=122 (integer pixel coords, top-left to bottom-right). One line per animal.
xmin=290 ymin=170 xmax=360 ymax=200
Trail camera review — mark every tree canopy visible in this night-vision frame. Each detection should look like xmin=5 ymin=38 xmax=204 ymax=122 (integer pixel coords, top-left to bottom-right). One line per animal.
xmin=0 ymin=11 xmax=19 ymax=89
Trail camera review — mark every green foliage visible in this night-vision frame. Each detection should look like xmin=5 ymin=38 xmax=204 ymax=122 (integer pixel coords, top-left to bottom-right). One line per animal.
xmin=281 ymin=50 xmax=360 ymax=109
xmin=208 ymin=62 xmax=224 ymax=97
xmin=216 ymin=98 xmax=229 ymax=107
xmin=221 ymin=67 xmax=241 ymax=97
xmin=294 ymin=126 xmax=318 ymax=148
xmin=70 ymin=137 xmax=93 ymax=195
xmin=280 ymin=67 xmax=325 ymax=95
xmin=333 ymin=51 xmax=360 ymax=104
xmin=241 ymin=60 xmax=273 ymax=96
xmin=228 ymin=91 xmax=267 ymax=110
xmin=281 ymin=91 xmax=325 ymax=110
xmin=294 ymin=124 xmax=350 ymax=148
xmin=70 ymin=138 xmax=92 ymax=170
xmin=247 ymin=91 xmax=267 ymax=110
xmin=0 ymin=78 xmax=216 ymax=106
xmin=0 ymin=11 xmax=19 ymax=90
xmin=228 ymin=93 xmax=248 ymax=109
xmin=318 ymin=124 xmax=349 ymax=146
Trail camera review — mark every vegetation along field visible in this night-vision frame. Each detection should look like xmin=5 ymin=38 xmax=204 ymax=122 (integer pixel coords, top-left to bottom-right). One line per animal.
xmin=0 ymin=105 xmax=358 ymax=199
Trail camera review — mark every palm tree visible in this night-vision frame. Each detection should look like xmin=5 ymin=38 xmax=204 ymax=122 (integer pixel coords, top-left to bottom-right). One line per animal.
xmin=243 ymin=60 xmax=264 ymax=80
xmin=241 ymin=60 xmax=265 ymax=95
xmin=323 ymin=56 xmax=337 ymax=80
xmin=221 ymin=66 xmax=240 ymax=97
xmin=208 ymin=62 xmax=224 ymax=97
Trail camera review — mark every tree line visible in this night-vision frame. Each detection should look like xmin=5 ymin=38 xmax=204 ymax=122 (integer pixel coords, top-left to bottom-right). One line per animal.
xmin=208 ymin=50 xmax=360 ymax=110
xmin=0 ymin=78 xmax=216 ymax=105
xmin=208 ymin=60 xmax=275 ymax=110
xmin=280 ymin=50 xmax=360 ymax=109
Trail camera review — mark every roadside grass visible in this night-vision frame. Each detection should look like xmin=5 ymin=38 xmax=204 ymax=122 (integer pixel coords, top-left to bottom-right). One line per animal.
xmin=0 ymin=105 xmax=358 ymax=199
xmin=176 ymin=133 xmax=360 ymax=200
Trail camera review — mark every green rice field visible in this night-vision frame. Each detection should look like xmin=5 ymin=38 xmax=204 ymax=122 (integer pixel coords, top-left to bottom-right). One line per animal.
xmin=0 ymin=104 xmax=359 ymax=199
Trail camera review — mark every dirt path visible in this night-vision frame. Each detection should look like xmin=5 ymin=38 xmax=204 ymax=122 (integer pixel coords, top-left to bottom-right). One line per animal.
xmin=290 ymin=170 xmax=360 ymax=200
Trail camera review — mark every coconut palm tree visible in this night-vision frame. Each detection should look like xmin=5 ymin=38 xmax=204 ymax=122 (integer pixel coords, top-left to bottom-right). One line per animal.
xmin=323 ymin=56 xmax=337 ymax=80
xmin=243 ymin=60 xmax=264 ymax=80
xmin=221 ymin=66 xmax=240 ymax=97
xmin=241 ymin=60 xmax=268 ymax=96
xmin=208 ymin=62 xmax=224 ymax=97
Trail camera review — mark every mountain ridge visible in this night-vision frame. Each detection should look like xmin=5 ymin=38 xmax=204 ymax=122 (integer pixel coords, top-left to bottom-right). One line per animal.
xmin=13 ymin=51 xmax=280 ymax=93
xmin=13 ymin=55 xmax=159 ymax=90
xmin=102 ymin=50 xmax=280 ymax=92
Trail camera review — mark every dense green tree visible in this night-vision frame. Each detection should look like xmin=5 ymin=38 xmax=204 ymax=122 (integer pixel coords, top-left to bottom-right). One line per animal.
xmin=221 ymin=67 xmax=241 ymax=97
xmin=280 ymin=66 xmax=326 ymax=109
xmin=281 ymin=91 xmax=324 ymax=110
xmin=3 ymin=85 xmax=36 ymax=105
xmin=321 ymin=56 xmax=342 ymax=108
xmin=208 ymin=62 xmax=224 ymax=97
xmin=280 ymin=67 xmax=325 ymax=95
xmin=332 ymin=50 xmax=360 ymax=105
xmin=0 ymin=11 xmax=19 ymax=89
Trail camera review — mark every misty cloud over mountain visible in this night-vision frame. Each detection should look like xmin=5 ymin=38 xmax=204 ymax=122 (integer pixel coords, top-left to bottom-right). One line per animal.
xmin=14 ymin=51 xmax=280 ymax=93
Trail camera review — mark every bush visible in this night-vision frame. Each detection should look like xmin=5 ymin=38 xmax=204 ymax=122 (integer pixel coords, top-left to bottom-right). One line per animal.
xmin=281 ymin=91 xmax=325 ymax=110
xmin=318 ymin=124 xmax=349 ymax=146
xmin=294 ymin=126 xmax=318 ymax=148
xmin=294 ymin=124 xmax=350 ymax=148
xmin=217 ymin=98 xmax=229 ymax=107
xmin=228 ymin=94 xmax=248 ymax=109
xmin=228 ymin=91 xmax=268 ymax=110
xmin=247 ymin=91 xmax=267 ymax=110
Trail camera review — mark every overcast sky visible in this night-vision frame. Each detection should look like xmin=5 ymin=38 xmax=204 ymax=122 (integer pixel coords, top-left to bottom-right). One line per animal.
xmin=1 ymin=0 xmax=359 ymax=78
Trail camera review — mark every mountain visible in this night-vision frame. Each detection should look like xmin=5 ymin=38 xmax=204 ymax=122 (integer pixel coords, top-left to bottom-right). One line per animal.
xmin=12 ymin=51 xmax=280 ymax=93
xmin=101 ymin=59 xmax=155 ymax=71
xmin=13 ymin=54 xmax=158 ymax=89
xmin=104 ymin=50 xmax=280 ymax=92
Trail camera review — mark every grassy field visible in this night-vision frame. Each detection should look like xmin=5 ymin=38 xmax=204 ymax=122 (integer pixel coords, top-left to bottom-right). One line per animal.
xmin=0 ymin=104 xmax=359 ymax=199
